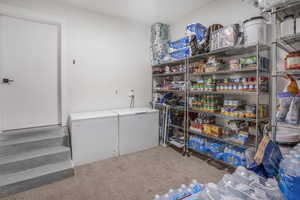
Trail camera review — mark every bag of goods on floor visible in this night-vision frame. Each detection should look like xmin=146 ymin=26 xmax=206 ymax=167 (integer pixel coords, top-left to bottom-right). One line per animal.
xmin=247 ymin=136 xmax=283 ymax=178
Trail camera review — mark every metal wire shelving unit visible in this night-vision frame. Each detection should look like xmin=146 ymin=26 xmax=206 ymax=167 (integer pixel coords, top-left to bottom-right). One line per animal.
xmin=186 ymin=43 xmax=271 ymax=159
xmin=152 ymin=44 xmax=271 ymax=169
xmin=270 ymin=1 xmax=300 ymax=143
xmin=152 ymin=58 xmax=188 ymax=154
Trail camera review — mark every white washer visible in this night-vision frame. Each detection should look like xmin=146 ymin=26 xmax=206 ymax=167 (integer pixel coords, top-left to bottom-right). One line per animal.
xmin=115 ymin=108 xmax=159 ymax=156
xmin=69 ymin=110 xmax=118 ymax=166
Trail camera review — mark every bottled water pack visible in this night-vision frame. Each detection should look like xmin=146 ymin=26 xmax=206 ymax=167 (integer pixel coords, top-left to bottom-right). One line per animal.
xmin=188 ymin=135 xmax=246 ymax=167
xmin=153 ymin=180 xmax=204 ymax=200
xmin=279 ymin=144 xmax=300 ymax=200
xmin=154 ymin=167 xmax=283 ymax=200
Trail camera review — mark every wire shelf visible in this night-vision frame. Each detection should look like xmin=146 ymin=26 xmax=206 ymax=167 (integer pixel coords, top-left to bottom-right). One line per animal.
xmin=189 ymin=108 xmax=269 ymax=123
xmin=152 ymin=58 xmax=186 ymax=68
xmin=153 ymin=89 xmax=185 ymax=93
xmin=188 ymin=148 xmax=237 ymax=169
xmin=190 ymin=68 xmax=268 ymax=76
xmin=271 ymin=1 xmax=300 ymax=21
xmin=152 ymin=71 xmax=185 ymax=77
xmin=275 ymin=122 xmax=300 ymax=130
xmin=276 ymin=33 xmax=300 ymax=53
xmin=170 ymin=124 xmax=185 ymax=131
xmin=188 ymin=129 xmax=254 ymax=149
xmin=189 ymin=90 xmax=265 ymax=96
xmin=275 ymin=70 xmax=300 ymax=76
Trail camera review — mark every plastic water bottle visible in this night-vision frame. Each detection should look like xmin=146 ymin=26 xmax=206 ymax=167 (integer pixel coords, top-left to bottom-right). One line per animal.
xmin=198 ymin=183 xmax=223 ymax=200
xmin=190 ymin=180 xmax=203 ymax=194
xmin=287 ymin=159 xmax=300 ymax=177
xmin=218 ymin=174 xmax=249 ymax=199
xmin=162 ymin=194 xmax=169 ymax=200
xmin=153 ymin=194 xmax=161 ymax=200
xmin=181 ymin=184 xmax=187 ymax=190
xmin=167 ymin=189 xmax=176 ymax=200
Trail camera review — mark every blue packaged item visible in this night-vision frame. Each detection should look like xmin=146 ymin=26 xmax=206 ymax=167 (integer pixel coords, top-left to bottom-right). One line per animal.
xmin=278 ymin=145 xmax=300 ymax=200
xmin=207 ymin=142 xmax=224 ymax=160
xmin=170 ymin=47 xmax=190 ymax=60
xmin=223 ymin=153 xmax=243 ymax=167
xmin=279 ymin=169 xmax=300 ymax=200
xmin=223 ymin=147 xmax=246 ymax=167
xmin=279 ymin=158 xmax=300 ymax=200
xmin=248 ymin=137 xmax=283 ymax=178
xmin=186 ymin=23 xmax=207 ymax=42
xmin=168 ymin=37 xmax=189 ymax=49
xmin=262 ymin=140 xmax=283 ymax=177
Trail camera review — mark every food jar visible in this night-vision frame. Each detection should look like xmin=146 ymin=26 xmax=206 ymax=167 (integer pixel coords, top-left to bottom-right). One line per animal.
xmin=285 ymin=52 xmax=300 ymax=70
xmin=281 ymin=15 xmax=295 ymax=37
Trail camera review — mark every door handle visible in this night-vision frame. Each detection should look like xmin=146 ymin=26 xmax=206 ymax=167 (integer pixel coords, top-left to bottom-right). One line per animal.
xmin=2 ymin=78 xmax=14 ymax=84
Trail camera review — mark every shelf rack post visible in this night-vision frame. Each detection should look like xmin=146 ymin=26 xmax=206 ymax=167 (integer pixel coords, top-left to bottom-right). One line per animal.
xmin=256 ymin=42 xmax=260 ymax=149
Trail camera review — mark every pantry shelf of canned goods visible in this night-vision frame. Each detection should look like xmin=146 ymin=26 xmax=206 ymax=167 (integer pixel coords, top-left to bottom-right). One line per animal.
xmin=187 ymin=43 xmax=271 ymax=154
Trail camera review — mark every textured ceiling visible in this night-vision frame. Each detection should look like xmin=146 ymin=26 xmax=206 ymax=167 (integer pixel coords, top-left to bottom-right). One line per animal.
xmin=50 ymin=0 xmax=215 ymax=24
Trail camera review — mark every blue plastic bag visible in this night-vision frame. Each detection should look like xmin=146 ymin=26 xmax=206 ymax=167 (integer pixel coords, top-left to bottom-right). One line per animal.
xmin=168 ymin=37 xmax=189 ymax=49
xmin=186 ymin=23 xmax=207 ymax=42
xmin=170 ymin=47 xmax=190 ymax=59
xmin=248 ymin=138 xmax=283 ymax=178
xmin=279 ymin=170 xmax=300 ymax=200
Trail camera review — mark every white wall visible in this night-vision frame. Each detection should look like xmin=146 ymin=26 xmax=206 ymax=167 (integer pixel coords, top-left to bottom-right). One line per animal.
xmin=0 ymin=0 xmax=151 ymax=126
xmin=170 ymin=0 xmax=260 ymax=40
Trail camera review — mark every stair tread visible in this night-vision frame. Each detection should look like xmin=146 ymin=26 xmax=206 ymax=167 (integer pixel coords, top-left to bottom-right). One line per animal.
xmin=0 ymin=146 xmax=70 ymax=165
xmin=0 ymin=161 xmax=73 ymax=187
xmin=0 ymin=131 xmax=65 ymax=146
xmin=1 ymin=126 xmax=63 ymax=136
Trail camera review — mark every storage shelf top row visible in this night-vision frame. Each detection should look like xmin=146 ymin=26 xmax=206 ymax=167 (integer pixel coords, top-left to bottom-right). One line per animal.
xmin=152 ymin=44 xmax=270 ymax=68
xmin=271 ymin=1 xmax=300 ymax=21
xmin=276 ymin=33 xmax=300 ymax=53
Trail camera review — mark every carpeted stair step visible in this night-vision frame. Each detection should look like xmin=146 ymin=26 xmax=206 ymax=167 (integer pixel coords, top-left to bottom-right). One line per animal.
xmin=0 ymin=161 xmax=74 ymax=197
xmin=0 ymin=146 xmax=70 ymax=175
xmin=0 ymin=129 xmax=66 ymax=156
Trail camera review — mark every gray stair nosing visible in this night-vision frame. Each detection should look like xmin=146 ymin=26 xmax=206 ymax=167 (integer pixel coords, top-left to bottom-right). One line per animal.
xmin=0 ymin=133 xmax=65 ymax=147
xmin=0 ymin=161 xmax=74 ymax=187
xmin=0 ymin=168 xmax=74 ymax=198
xmin=0 ymin=146 xmax=70 ymax=165
xmin=1 ymin=126 xmax=63 ymax=136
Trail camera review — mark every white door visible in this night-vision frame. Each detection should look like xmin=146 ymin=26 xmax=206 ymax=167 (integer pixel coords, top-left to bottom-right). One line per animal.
xmin=0 ymin=16 xmax=60 ymax=130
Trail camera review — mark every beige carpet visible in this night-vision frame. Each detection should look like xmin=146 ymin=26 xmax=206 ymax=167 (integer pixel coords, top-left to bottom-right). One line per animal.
xmin=1 ymin=147 xmax=227 ymax=200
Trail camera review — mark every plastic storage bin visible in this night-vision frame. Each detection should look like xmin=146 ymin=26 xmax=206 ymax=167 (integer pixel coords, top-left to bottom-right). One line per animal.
xmin=296 ymin=14 xmax=300 ymax=34
xmin=243 ymin=16 xmax=267 ymax=45
xmin=210 ymin=24 xmax=240 ymax=51
xmin=281 ymin=15 xmax=295 ymax=37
